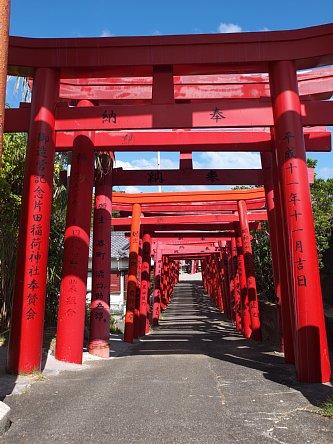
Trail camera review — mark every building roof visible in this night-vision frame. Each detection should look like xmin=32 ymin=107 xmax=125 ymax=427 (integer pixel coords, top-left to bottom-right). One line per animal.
xmin=89 ymin=231 xmax=129 ymax=259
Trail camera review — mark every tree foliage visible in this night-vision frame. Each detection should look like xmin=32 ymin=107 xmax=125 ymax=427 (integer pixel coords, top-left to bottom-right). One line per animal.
xmin=250 ymin=158 xmax=333 ymax=302
xmin=0 ymin=132 xmax=26 ymax=331
xmin=308 ymin=159 xmax=333 ymax=268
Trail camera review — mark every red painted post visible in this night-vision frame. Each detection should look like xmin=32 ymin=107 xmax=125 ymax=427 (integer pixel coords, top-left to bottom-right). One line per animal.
xmin=88 ymin=153 xmax=113 ymax=358
xmin=134 ymin=237 xmax=143 ymax=339
xmin=220 ymin=242 xmax=232 ymax=319
xmin=160 ymin=256 xmax=168 ymax=310
xmin=152 ymin=248 xmax=162 ymax=326
xmin=271 ymin=147 xmax=295 ymax=363
xmin=55 ymin=102 xmax=95 ymax=364
xmin=261 ymin=152 xmax=284 ymax=352
xmin=270 ymin=60 xmax=331 ymax=382
xmin=231 ymin=237 xmax=243 ymax=332
xmin=7 ymin=68 xmax=59 ymax=373
xmin=234 ymin=222 xmax=252 ymax=339
xmin=226 ymin=241 xmax=235 ymax=322
xmin=237 ymin=200 xmax=262 ymax=341
xmin=213 ymin=254 xmax=224 ymax=311
xmin=124 ymin=203 xmax=141 ymax=343
xmin=139 ymin=232 xmax=151 ymax=336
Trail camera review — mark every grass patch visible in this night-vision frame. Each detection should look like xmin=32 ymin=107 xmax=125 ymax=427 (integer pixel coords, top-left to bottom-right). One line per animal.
xmin=321 ymin=398 xmax=333 ymax=418
xmin=110 ymin=316 xmax=122 ymax=334
xmin=19 ymin=369 xmax=46 ymax=382
xmin=0 ymin=330 xmax=9 ymax=346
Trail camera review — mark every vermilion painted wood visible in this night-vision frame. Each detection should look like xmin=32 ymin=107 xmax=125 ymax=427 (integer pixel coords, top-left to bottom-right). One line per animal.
xmin=114 ymin=200 xmax=267 ymax=213
xmin=3 ymin=109 xmax=331 ymax=153
xmin=7 ymin=68 xmax=59 ymax=373
xmin=58 ymin=73 xmax=333 ymax=100
xmin=237 ymin=200 xmax=262 ymax=342
xmin=112 ymin=213 xmax=267 ymax=228
xmin=261 ymin=152 xmax=283 ymax=352
xmin=112 ymin=188 xmax=262 ymax=204
xmin=271 ymin=145 xmax=295 ymax=364
xmin=226 ymin=242 xmax=235 ymax=322
xmin=124 ymin=203 xmax=141 ymax=343
xmin=234 ymin=222 xmax=252 ymax=339
xmin=154 ymin=238 xmax=217 ymax=244
xmin=55 ymin=142 xmax=95 ymax=362
xmin=88 ymin=155 xmax=113 ymax=358
xmin=231 ymin=237 xmax=243 ymax=332
xmin=51 ymin=101 xmax=333 ymax=131
xmin=148 ymin=233 xmax=236 ymax=240
xmin=8 ymin=24 xmax=333 ymax=75
xmin=134 ymin=238 xmax=143 ymax=339
xmin=114 ymin=222 xmax=261 ymax=232
xmin=139 ymin=233 xmax=151 ymax=336
xmin=270 ymin=60 xmax=331 ymax=383
xmin=152 ymin=245 xmax=220 ymax=255
xmin=111 ymin=167 xmax=315 ymax=187
xmin=58 ymin=66 xmax=333 ymax=86
xmin=152 ymin=248 xmax=162 ymax=326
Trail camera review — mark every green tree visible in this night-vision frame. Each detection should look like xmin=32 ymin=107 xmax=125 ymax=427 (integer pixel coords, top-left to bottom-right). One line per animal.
xmin=0 ymin=132 xmax=26 ymax=332
xmin=250 ymin=158 xmax=333 ymax=302
xmin=307 ymin=158 xmax=333 ymax=268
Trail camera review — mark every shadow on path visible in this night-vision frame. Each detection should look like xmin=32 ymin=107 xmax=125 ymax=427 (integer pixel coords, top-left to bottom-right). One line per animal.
xmin=132 ymin=280 xmax=333 ymax=408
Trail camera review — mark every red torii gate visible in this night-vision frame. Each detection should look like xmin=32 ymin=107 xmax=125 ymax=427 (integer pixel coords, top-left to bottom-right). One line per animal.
xmin=3 ymin=23 xmax=333 ymax=383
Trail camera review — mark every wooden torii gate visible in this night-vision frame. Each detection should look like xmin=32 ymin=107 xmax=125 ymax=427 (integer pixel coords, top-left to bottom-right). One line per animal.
xmin=3 ymin=23 xmax=333 ymax=383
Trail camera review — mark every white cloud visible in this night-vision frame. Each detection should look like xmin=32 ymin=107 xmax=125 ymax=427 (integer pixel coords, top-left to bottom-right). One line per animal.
xmin=218 ymin=23 xmax=242 ymax=33
xmin=197 ymin=152 xmax=261 ymax=169
xmin=123 ymin=186 xmax=141 ymax=194
xmin=161 ymin=158 xmax=178 ymax=169
xmin=100 ymin=30 xmax=113 ymax=37
xmin=114 ymin=156 xmax=178 ymax=170
xmin=168 ymin=185 xmax=210 ymax=192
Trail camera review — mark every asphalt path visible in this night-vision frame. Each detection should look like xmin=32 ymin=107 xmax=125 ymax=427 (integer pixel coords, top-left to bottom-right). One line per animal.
xmin=3 ymin=281 xmax=333 ymax=443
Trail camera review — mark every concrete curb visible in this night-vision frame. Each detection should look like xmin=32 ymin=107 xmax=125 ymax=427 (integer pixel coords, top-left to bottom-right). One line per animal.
xmin=0 ymin=401 xmax=10 ymax=435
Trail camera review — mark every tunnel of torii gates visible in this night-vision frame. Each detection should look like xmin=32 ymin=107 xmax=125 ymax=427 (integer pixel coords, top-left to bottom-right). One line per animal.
xmin=4 ymin=23 xmax=333 ymax=384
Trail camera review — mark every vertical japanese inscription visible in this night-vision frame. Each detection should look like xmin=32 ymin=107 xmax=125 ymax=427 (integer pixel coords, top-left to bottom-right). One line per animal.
xmin=25 ymin=132 xmax=50 ymax=320
xmin=282 ymin=131 xmax=307 ymax=288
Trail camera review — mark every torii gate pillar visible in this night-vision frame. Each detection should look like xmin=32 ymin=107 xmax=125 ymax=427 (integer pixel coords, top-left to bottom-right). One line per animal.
xmin=139 ymin=232 xmax=152 ymax=336
xmin=124 ymin=203 xmax=141 ymax=343
xmin=89 ymin=154 xmax=114 ymax=358
xmin=7 ymin=68 xmax=59 ymax=373
xmin=270 ymin=60 xmax=331 ymax=383
xmin=55 ymin=101 xmax=95 ymax=364
xmin=152 ymin=248 xmax=162 ymax=326
xmin=238 ymin=200 xmax=262 ymax=341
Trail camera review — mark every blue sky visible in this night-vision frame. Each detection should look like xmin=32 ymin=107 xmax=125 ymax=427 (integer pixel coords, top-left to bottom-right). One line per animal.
xmin=7 ymin=0 xmax=333 ymax=192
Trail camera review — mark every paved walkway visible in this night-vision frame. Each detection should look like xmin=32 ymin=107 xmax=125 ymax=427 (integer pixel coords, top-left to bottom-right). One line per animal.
xmin=2 ymin=282 xmax=333 ymax=443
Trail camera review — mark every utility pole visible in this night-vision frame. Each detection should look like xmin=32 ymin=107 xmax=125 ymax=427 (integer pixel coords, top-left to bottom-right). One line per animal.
xmin=0 ymin=0 xmax=10 ymax=167
xmin=157 ymin=151 xmax=162 ymax=192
